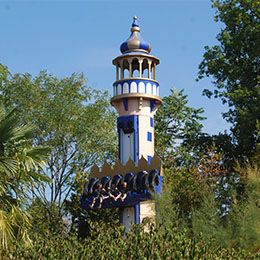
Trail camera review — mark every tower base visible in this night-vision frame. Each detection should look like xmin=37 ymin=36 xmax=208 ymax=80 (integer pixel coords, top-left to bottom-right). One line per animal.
xmin=119 ymin=200 xmax=156 ymax=232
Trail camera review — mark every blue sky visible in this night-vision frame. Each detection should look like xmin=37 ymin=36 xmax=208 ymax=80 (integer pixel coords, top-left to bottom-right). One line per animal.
xmin=0 ymin=0 xmax=230 ymax=134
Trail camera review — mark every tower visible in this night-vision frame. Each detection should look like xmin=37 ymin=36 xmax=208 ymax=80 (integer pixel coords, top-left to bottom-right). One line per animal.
xmin=81 ymin=17 xmax=163 ymax=231
xmin=111 ymin=16 xmax=161 ymax=166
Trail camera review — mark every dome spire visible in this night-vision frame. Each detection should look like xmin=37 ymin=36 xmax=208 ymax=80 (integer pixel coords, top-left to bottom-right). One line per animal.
xmin=120 ymin=16 xmax=151 ymax=54
xmin=131 ymin=16 xmax=140 ymax=32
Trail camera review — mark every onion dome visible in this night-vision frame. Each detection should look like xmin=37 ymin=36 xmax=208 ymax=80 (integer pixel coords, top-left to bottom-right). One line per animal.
xmin=120 ymin=16 xmax=152 ymax=54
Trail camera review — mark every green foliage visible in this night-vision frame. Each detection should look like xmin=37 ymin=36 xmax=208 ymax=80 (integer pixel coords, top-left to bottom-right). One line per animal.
xmin=192 ymin=192 xmax=231 ymax=247
xmin=191 ymin=145 xmax=232 ymax=215
xmin=0 ymin=106 xmax=50 ymax=253
xmin=3 ymin=222 xmax=256 ymax=260
xmin=0 ymin=205 xmax=34 ymax=257
xmin=228 ymin=163 xmax=260 ymax=252
xmin=63 ymin=164 xmax=119 ymax=238
xmin=28 ymin=198 xmax=66 ymax=235
xmin=154 ymin=87 xmax=205 ymax=167
xmin=66 ymin=187 xmax=119 ymax=239
xmin=192 ymin=161 xmax=260 ymax=253
xmin=198 ymin=0 xmax=260 ymax=159
xmin=0 ymin=65 xmax=118 ymax=212
xmin=157 ymin=166 xmax=203 ymax=225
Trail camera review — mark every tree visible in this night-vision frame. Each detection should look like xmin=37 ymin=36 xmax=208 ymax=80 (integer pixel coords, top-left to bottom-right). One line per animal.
xmin=157 ymin=166 xmax=203 ymax=227
xmin=0 ymin=106 xmax=49 ymax=252
xmin=191 ymin=145 xmax=235 ymax=217
xmin=154 ymin=87 xmax=205 ymax=167
xmin=198 ymin=0 xmax=260 ymax=159
xmin=192 ymin=162 xmax=260 ymax=253
xmin=0 ymin=64 xmax=118 ymax=213
xmin=229 ymin=163 xmax=260 ymax=252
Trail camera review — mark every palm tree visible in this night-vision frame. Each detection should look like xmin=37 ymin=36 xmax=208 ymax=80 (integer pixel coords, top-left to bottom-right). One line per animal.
xmin=0 ymin=106 xmax=50 ymax=252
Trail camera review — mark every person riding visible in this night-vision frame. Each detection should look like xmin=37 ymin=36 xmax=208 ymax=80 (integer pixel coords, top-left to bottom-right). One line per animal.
xmin=118 ymin=181 xmax=129 ymax=202
xmin=90 ymin=182 xmax=104 ymax=208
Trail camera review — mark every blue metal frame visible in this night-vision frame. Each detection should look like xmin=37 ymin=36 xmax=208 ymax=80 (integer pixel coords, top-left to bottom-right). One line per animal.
xmin=80 ymin=175 xmax=163 ymax=211
xmin=81 ymin=192 xmax=151 ymax=211
xmin=118 ymin=125 xmax=121 ymax=161
xmin=147 ymin=155 xmax=152 ymax=165
xmin=135 ymin=203 xmax=140 ymax=224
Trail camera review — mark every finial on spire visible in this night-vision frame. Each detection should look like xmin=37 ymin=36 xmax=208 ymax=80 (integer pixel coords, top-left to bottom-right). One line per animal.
xmin=131 ymin=15 xmax=140 ymax=32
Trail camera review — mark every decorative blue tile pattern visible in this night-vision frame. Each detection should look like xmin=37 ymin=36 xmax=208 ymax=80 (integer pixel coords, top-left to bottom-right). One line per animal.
xmin=150 ymin=117 xmax=153 ymax=127
xmin=147 ymin=132 xmax=152 ymax=142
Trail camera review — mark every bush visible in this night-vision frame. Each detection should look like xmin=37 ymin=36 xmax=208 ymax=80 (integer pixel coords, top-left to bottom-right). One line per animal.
xmin=3 ymin=222 xmax=258 ymax=259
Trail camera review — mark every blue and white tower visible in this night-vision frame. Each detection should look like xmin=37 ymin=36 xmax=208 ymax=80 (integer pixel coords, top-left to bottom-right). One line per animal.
xmin=111 ymin=16 xmax=161 ymax=165
xmin=81 ymin=18 xmax=163 ymax=229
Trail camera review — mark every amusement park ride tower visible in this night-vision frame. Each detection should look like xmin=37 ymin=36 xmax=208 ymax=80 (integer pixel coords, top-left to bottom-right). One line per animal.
xmin=81 ymin=17 xmax=162 ymax=231
xmin=111 ymin=16 xmax=162 ymax=166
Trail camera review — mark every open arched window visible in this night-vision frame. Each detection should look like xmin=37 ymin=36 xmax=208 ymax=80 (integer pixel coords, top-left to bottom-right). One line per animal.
xmin=132 ymin=58 xmax=139 ymax=78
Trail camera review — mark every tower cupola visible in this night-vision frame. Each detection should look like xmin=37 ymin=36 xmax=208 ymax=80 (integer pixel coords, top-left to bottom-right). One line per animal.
xmin=120 ymin=16 xmax=151 ymax=54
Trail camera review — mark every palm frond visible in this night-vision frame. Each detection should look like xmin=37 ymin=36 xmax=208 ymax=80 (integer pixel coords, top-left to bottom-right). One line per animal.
xmin=16 ymin=146 xmax=50 ymax=172
xmin=0 ymin=209 xmax=15 ymax=251
xmin=0 ymin=157 xmax=18 ymax=177
xmin=0 ymin=107 xmax=34 ymax=143
xmin=10 ymin=205 xmax=32 ymax=247
xmin=0 ymin=105 xmax=49 ymax=251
